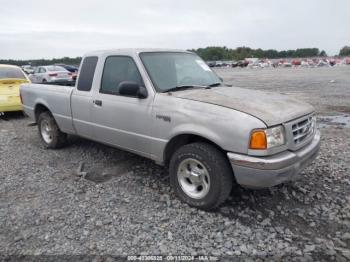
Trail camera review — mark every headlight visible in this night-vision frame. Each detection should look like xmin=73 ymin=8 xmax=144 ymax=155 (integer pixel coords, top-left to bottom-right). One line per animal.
xmin=250 ymin=125 xmax=285 ymax=150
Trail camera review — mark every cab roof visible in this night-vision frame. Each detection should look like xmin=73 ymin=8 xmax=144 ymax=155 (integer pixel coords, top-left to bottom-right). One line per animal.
xmin=83 ymin=48 xmax=192 ymax=57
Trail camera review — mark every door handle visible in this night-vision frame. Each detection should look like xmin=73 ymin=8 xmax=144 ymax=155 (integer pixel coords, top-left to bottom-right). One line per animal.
xmin=93 ymin=100 xmax=102 ymax=106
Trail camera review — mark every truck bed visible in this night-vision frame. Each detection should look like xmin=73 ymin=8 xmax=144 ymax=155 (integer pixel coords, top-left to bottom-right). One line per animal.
xmin=20 ymin=83 xmax=75 ymax=134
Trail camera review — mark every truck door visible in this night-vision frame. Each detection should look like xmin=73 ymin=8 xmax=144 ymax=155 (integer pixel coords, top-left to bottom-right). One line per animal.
xmin=90 ymin=55 xmax=154 ymax=158
xmin=71 ymin=56 xmax=98 ymax=138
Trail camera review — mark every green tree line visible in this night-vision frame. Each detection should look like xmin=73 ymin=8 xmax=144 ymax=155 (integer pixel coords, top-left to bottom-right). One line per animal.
xmin=0 ymin=46 xmax=348 ymax=65
xmin=0 ymin=57 xmax=82 ymax=67
xmin=339 ymin=46 xmax=350 ymax=56
xmin=187 ymin=47 xmax=329 ymax=61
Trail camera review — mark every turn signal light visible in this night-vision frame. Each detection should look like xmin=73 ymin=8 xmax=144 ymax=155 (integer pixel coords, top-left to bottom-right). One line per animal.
xmin=250 ymin=130 xmax=267 ymax=149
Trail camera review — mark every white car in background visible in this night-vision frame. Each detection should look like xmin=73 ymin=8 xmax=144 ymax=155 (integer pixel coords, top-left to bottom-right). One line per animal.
xmin=22 ymin=65 xmax=35 ymax=74
xmin=29 ymin=65 xmax=72 ymax=84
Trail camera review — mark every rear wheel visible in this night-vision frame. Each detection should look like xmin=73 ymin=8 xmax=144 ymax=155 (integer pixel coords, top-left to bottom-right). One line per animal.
xmin=38 ymin=112 xmax=67 ymax=148
xmin=169 ymin=142 xmax=233 ymax=210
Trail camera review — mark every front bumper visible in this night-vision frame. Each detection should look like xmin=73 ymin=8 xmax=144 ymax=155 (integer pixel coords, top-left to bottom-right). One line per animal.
xmin=227 ymin=131 xmax=321 ymax=188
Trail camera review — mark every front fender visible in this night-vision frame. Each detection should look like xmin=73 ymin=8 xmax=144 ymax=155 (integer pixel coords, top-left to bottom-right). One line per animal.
xmin=152 ymin=94 xmax=267 ymax=164
xmin=168 ymin=123 xmax=224 ymax=150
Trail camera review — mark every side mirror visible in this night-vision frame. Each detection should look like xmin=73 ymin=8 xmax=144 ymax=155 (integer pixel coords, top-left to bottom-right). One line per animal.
xmin=118 ymin=81 xmax=148 ymax=99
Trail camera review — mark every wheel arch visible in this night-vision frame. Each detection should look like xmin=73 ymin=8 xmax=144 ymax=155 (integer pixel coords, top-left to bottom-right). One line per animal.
xmin=34 ymin=103 xmax=52 ymax=123
xmin=163 ymin=133 xmax=226 ymax=165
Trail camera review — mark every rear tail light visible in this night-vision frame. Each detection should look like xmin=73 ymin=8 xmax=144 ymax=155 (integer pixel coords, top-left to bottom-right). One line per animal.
xmin=49 ymin=73 xmax=58 ymax=77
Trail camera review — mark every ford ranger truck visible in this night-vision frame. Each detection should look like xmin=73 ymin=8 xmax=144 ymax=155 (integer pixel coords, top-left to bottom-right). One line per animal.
xmin=20 ymin=49 xmax=321 ymax=210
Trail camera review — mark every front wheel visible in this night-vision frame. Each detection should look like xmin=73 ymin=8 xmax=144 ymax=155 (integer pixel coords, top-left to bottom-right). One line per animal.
xmin=38 ymin=111 xmax=67 ymax=148
xmin=169 ymin=142 xmax=233 ymax=210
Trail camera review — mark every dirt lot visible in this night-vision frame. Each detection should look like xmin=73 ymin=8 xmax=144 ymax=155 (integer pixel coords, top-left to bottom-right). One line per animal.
xmin=1 ymin=66 xmax=349 ymax=261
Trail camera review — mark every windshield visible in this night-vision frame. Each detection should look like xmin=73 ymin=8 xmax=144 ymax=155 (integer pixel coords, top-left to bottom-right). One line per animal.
xmin=140 ymin=52 xmax=221 ymax=92
xmin=0 ymin=67 xmax=26 ymax=79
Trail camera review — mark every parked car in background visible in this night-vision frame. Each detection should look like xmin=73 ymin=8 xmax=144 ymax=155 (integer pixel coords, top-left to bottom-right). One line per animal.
xmin=206 ymin=61 xmax=216 ymax=67
xmin=56 ymin=64 xmax=79 ymax=81
xmin=300 ymin=60 xmax=309 ymax=67
xmin=0 ymin=65 xmax=30 ymax=112
xmin=317 ymin=59 xmax=329 ymax=67
xmin=329 ymin=59 xmax=336 ymax=66
xmin=236 ymin=60 xmax=249 ymax=68
xmin=71 ymin=71 xmax=78 ymax=81
xmin=248 ymin=59 xmax=271 ymax=69
xmin=292 ymin=59 xmax=301 ymax=66
xmin=29 ymin=65 xmax=72 ymax=84
xmin=22 ymin=65 xmax=35 ymax=74
xmin=280 ymin=60 xmax=292 ymax=67
xmin=215 ymin=61 xmax=224 ymax=67
xmin=56 ymin=64 xmax=78 ymax=73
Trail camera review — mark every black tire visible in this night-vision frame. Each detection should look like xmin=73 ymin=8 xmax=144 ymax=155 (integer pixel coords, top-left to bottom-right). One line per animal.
xmin=169 ymin=142 xmax=233 ymax=210
xmin=37 ymin=111 xmax=67 ymax=148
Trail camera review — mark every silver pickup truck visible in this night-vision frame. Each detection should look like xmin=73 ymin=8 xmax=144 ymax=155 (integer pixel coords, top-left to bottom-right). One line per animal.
xmin=20 ymin=49 xmax=321 ymax=210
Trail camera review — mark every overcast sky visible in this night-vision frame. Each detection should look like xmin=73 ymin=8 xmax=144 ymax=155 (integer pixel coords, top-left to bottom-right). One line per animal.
xmin=0 ymin=0 xmax=349 ymax=59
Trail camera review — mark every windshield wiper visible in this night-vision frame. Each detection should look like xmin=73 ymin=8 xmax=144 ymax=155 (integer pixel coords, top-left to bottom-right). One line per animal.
xmin=163 ymin=85 xmax=207 ymax=93
xmin=163 ymin=83 xmax=224 ymax=93
xmin=207 ymin=82 xmax=233 ymax=88
xmin=207 ymin=82 xmax=222 ymax=87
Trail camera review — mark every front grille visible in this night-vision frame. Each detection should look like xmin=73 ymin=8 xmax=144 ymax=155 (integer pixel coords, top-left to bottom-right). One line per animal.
xmin=291 ymin=115 xmax=315 ymax=144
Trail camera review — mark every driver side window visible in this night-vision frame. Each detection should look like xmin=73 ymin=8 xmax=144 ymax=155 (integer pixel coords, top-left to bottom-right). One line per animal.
xmin=100 ymin=56 xmax=144 ymax=96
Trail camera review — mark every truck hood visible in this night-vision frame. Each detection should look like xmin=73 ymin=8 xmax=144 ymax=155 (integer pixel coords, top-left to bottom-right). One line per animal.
xmin=171 ymin=86 xmax=314 ymax=126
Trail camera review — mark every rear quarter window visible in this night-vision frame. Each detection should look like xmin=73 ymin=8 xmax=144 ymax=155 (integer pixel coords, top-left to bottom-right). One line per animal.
xmin=77 ymin=56 xmax=98 ymax=91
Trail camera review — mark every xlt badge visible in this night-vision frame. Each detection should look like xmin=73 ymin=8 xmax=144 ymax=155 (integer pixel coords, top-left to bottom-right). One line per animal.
xmin=156 ymin=114 xmax=171 ymax=122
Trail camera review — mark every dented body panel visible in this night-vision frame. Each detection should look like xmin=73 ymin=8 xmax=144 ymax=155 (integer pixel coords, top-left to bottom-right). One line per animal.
xmin=171 ymin=86 xmax=314 ymax=127
xmin=151 ymin=93 xmax=266 ymax=159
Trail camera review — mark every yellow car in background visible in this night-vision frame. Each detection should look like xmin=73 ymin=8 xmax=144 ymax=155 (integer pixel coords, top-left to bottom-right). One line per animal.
xmin=0 ymin=64 xmax=30 ymax=113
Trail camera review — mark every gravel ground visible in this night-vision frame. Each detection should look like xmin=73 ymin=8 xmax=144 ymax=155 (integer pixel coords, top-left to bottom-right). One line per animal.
xmin=1 ymin=66 xmax=349 ymax=261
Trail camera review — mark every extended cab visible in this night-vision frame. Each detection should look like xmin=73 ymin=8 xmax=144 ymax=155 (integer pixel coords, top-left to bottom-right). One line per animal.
xmin=20 ymin=49 xmax=321 ymax=210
